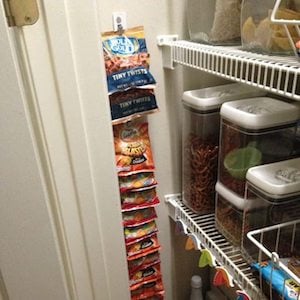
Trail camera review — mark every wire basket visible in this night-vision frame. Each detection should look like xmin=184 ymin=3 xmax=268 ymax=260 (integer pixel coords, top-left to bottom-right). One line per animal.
xmin=247 ymin=219 xmax=300 ymax=300
xmin=271 ymin=0 xmax=300 ymax=59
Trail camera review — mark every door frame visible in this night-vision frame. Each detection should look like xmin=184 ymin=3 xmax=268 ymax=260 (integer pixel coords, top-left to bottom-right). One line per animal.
xmin=0 ymin=0 xmax=130 ymax=299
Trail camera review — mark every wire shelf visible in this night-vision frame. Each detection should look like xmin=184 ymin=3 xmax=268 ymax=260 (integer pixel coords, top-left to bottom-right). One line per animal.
xmin=159 ymin=39 xmax=300 ymax=101
xmin=165 ymin=194 xmax=266 ymax=300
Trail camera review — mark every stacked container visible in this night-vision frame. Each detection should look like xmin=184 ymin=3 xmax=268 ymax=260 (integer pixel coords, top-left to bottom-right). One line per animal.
xmin=219 ymin=97 xmax=300 ymax=197
xmin=215 ymin=182 xmax=267 ymax=246
xmin=243 ymin=157 xmax=300 ymax=260
xmin=182 ymin=83 xmax=264 ymax=214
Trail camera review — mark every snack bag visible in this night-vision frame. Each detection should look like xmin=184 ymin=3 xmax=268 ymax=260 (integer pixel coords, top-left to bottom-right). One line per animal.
xmin=131 ymin=278 xmax=164 ymax=299
xmin=119 ymin=172 xmax=157 ymax=193
xmin=128 ymin=251 xmax=160 ymax=275
xmin=102 ymin=26 xmax=156 ymax=94
xmin=122 ymin=207 xmax=157 ymax=227
xmin=126 ymin=233 xmax=160 ymax=257
xmin=121 ymin=187 xmax=159 ymax=211
xmin=114 ymin=120 xmax=155 ymax=176
xmin=110 ymin=88 xmax=159 ymax=125
xmin=129 ymin=262 xmax=161 ymax=287
xmin=124 ymin=220 xmax=158 ymax=244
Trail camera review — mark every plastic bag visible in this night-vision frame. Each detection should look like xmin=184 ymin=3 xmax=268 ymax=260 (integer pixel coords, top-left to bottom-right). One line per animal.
xmin=102 ymin=26 xmax=156 ymax=95
xmin=121 ymin=187 xmax=159 ymax=211
xmin=131 ymin=278 xmax=164 ymax=299
xmin=123 ymin=207 xmax=157 ymax=227
xmin=126 ymin=233 xmax=160 ymax=257
xmin=124 ymin=220 xmax=157 ymax=244
xmin=119 ymin=172 xmax=157 ymax=193
xmin=110 ymin=88 xmax=158 ymax=125
xmin=114 ymin=120 xmax=155 ymax=176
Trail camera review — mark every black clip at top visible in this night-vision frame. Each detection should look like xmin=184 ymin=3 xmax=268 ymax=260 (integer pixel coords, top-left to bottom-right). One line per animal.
xmin=117 ymin=23 xmax=124 ymax=35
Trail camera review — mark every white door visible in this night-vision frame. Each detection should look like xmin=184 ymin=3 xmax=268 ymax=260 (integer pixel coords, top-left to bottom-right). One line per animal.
xmin=0 ymin=1 xmax=130 ymax=299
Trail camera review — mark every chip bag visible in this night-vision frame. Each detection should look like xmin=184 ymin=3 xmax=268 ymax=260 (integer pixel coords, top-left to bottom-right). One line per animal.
xmin=102 ymin=26 xmax=156 ymax=95
xmin=131 ymin=278 xmax=164 ymax=299
xmin=126 ymin=233 xmax=160 ymax=257
xmin=114 ymin=120 xmax=155 ymax=176
xmin=123 ymin=207 xmax=157 ymax=227
xmin=119 ymin=172 xmax=157 ymax=193
xmin=121 ymin=187 xmax=159 ymax=211
xmin=124 ymin=220 xmax=157 ymax=244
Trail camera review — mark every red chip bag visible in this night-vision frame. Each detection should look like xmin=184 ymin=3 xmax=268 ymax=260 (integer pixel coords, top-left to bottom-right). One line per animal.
xmin=128 ymin=251 xmax=160 ymax=275
xmin=123 ymin=207 xmax=157 ymax=227
xmin=124 ymin=220 xmax=157 ymax=244
xmin=119 ymin=172 xmax=157 ymax=193
xmin=126 ymin=233 xmax=160 ymax=256
xmin=114 ymin=120 xmax=155 ymax=176
xmin=129 ymin=262 xmax=161 ymax=287
xmin=121 ymin=187 xmax=160 ymax=211
xmin=131 ymin=278 xmax=164 ymax=299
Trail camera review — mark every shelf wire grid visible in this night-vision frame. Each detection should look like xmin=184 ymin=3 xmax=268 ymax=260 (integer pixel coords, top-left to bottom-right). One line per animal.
xmin=167 ymin=40 xmax=300 ymax=100
xmin=166 ymin=194 xmax=266 ymax=300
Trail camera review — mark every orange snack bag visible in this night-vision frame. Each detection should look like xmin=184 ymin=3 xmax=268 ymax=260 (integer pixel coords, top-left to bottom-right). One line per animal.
xmin=113 ymin=120 xmax=155 ymax=176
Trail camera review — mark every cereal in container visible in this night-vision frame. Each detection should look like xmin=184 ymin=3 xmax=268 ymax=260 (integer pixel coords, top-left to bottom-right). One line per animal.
xmin=182 ymin=83 xmax=264 ymax=214
xmin=219 ymin=97 xmax=300 ymax=197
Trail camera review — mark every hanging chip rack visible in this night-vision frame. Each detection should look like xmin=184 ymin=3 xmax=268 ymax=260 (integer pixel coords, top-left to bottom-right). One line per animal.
xmin=165 ymin=194 xmax=267 ymax=300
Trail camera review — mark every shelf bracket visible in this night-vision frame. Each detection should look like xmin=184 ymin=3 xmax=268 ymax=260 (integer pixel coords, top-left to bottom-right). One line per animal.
xmin=157 ymin=34 xmax=178 ymax=69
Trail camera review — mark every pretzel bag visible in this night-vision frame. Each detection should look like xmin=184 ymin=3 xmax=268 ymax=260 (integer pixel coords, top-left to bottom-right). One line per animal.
xmin=102 ymin=26 xmax=156 ymax=94
xmin=109 ymin=88 xmax=158 ymax=125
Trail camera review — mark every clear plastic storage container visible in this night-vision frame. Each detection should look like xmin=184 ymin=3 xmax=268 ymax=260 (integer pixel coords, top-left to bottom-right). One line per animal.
xmin=187 ymin=0 xmax=242 ymax=45
xmin=182 ymin=83 xmax=264 ymax=214
xmin=215 ymin=182 xmax=267 ymax=247
xmin=219 ymin=97 xmax=300 ymax=197
xmin=241 ymin=0 xmax=300 ymax=55
xmin=244 ymin=158 xmax=300 ymax=259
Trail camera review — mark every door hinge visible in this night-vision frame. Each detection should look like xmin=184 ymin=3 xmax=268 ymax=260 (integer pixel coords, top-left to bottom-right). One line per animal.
xmin=3 ymin=0 xmax=39 ymax=27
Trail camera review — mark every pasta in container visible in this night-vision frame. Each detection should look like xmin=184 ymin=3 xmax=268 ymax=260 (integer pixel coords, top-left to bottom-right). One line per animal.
xmin=241 ymin=0 xmax=300 ymax=55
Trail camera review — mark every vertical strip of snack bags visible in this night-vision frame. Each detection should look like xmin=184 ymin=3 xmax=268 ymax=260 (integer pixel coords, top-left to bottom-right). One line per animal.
xmin=101 ymin=25 xmax=164 ymax=299
xmin=114 ymin=119 xmax=164 ymax=299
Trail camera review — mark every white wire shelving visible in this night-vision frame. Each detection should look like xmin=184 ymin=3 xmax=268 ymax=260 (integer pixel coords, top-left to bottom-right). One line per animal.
xmin=158 ymin=38 xmax=300 ymax=101
xmin=165 ymin=194 xmax=267 ymax=300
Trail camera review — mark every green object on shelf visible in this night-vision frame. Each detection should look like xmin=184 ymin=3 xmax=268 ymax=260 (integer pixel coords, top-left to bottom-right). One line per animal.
xmin=224 ymin=147 xmax=262 ymax=180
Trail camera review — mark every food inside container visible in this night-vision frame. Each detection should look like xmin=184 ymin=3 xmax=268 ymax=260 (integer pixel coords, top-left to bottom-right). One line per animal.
xmin=219 ymin=97 xmax=300 ymax=197
xmin=182 ymin=83 xmax=264 ymax=214
xmin=243 ymin=158 xmax=300 ymax=260
xmin=241 ymin=0 xmax=300 ymax=55
xmin=215 ymin=182 xmax=267 ymax=247
xmin=187 ymin=0 xmax=242 ymax=45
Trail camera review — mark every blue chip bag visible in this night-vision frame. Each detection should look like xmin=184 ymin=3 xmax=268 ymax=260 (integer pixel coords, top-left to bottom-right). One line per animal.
xmin=102 ymin=26 xmax=156 ymax=94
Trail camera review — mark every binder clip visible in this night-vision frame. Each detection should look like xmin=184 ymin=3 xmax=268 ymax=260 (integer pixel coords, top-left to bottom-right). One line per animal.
xmin=198 ymin=249 xmax=216 ymax=268
xmin=236 ymin=290 xmax=251 ymax=300
xmin=213 ymin=266 xmax=234 ymax=288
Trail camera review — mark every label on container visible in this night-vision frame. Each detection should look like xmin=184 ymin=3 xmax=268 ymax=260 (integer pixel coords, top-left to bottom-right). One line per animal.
xmin=275 ymin=167 xmax=300 ymax=183
xmin=236 ymin=104 xmax=272 ymax=114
